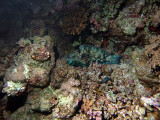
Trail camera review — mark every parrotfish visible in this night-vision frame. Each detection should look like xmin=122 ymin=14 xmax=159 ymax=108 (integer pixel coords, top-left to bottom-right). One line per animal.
xmin=66 ymin=45 xmax=121 ymax=67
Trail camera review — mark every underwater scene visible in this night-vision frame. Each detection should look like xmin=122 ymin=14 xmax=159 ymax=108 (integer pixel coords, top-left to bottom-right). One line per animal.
xmin=1 ymin=0 xmax=160 ymax=119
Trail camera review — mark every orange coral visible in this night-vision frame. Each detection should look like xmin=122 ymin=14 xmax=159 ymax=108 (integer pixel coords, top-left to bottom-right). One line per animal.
xmin=59 ymin=7 xmax=88 ymax=35
xmin=145 ymin=35 xmax=160 ymax=69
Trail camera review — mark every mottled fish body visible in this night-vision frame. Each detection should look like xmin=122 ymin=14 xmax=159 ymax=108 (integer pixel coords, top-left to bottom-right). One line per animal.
xmin=66 ymin=45 xmax=121 ymax=67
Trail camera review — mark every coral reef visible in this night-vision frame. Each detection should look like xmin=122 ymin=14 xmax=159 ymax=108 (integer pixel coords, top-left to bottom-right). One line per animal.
xmin=118 ymin=17 xmax=144 ymax=36
xmin=145 ymin=35 xmax=160 ymax=69
xmin=72 ymin=113 xmax=88 ymax=120
xmin=128 ymin=35 xmax=160 ymax=88
xmin=60 ymin=77 xmax=81 ymax=96
xmin=2 ymin=81 xmax=26 ymax=96
xmin=90 ymin=12 xmax=109 ymax=33
xmin=2 ymin=35 xmax=55 ymax=96
xmin=27 ymin=67 xmax=49 ymax=87
xmin=89 ymin=0 xmax=160 ymax=47
xmin=50 ymin=91 xmax=82 ymax=119
xmin=1 ymin=0 xmax=160 ymax=120
xmin=130 ymin=35 xmax=160 ymax=84
xmin=141 ymin=96 xmax=160 ymax=111
xmin=90 ymin=0 xmax=125 ymax=33
xmin=151 ymin=9 xmax=160 ymax=27
xmin=49 ymin=54 xmax=160 ymax=119
xmin=59 ymin=7 xmax=88 ymax=35
xmin=5 ymin=64 xmax=26 ymax=82
xmin=27 ymin=87 xmax=56 ymax=113
xmin=3 ymin=52 xmax=160 ymax=119
xmin=78 ymin=62 xmax=150 ymax=119
xmin=50 ymin=58 xmax=78 ymax=88
xmin=131 ymin=49 xmax=160 ymax=83
xmin=0 ymin=47 xmax=18 ymax=78
xmin=51 ymin=0 xmax=80 ymax=13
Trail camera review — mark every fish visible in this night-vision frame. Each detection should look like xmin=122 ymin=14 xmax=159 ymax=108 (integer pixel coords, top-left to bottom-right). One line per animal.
xmin=66 ymin=45 xmax=121 ymax=67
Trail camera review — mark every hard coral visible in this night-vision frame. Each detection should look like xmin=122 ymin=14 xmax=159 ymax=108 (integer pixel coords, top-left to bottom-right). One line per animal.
xmin=90 ymin=12 xmax=109 ymax=33
xmin=151 ymin=10 xmax=160 ymax=27
xmin=118 ymin=17 xmax=144 ymax=36
xmin=4 ymin=64 xmax=27 ymax=82
xmin=60 ymin=77 xmax=81 ymax=96
xmin=28 ymin=87 xmax=56 ymax=113
xmin=27 ymin=67 xmax=49 ymax=87
xmin=51 ymin=58 xmax=77 ymax=89
xmin=89 ymin=0 xmax=125 ymax=33
xmin=145 ymin=35 xmax=160 ymax=69
xmin=2 ymin=35 xmax=55 ymax=96
xmin=131 ymin=48 xmax=160 ymax=84
xmin=51 ymin=92 xmax=82 ymax=119
xmin=59 ymin=7 xmax=88 ymax=35
xmin=72 ymin=113 xmax=88 ymax=120
xmin=31 ymin=46 xmax=50 ymax=61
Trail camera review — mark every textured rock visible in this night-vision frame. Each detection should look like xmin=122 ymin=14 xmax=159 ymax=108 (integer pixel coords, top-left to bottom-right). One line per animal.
xmin=2 ymin=35 xmax=55 ymax=96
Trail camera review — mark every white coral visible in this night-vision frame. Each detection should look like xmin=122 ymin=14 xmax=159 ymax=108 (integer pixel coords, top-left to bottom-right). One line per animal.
xmin=60 ymin=77 xmax=80 ymax=96
xmin=2 ymin=81 xmax=26 ymax=96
